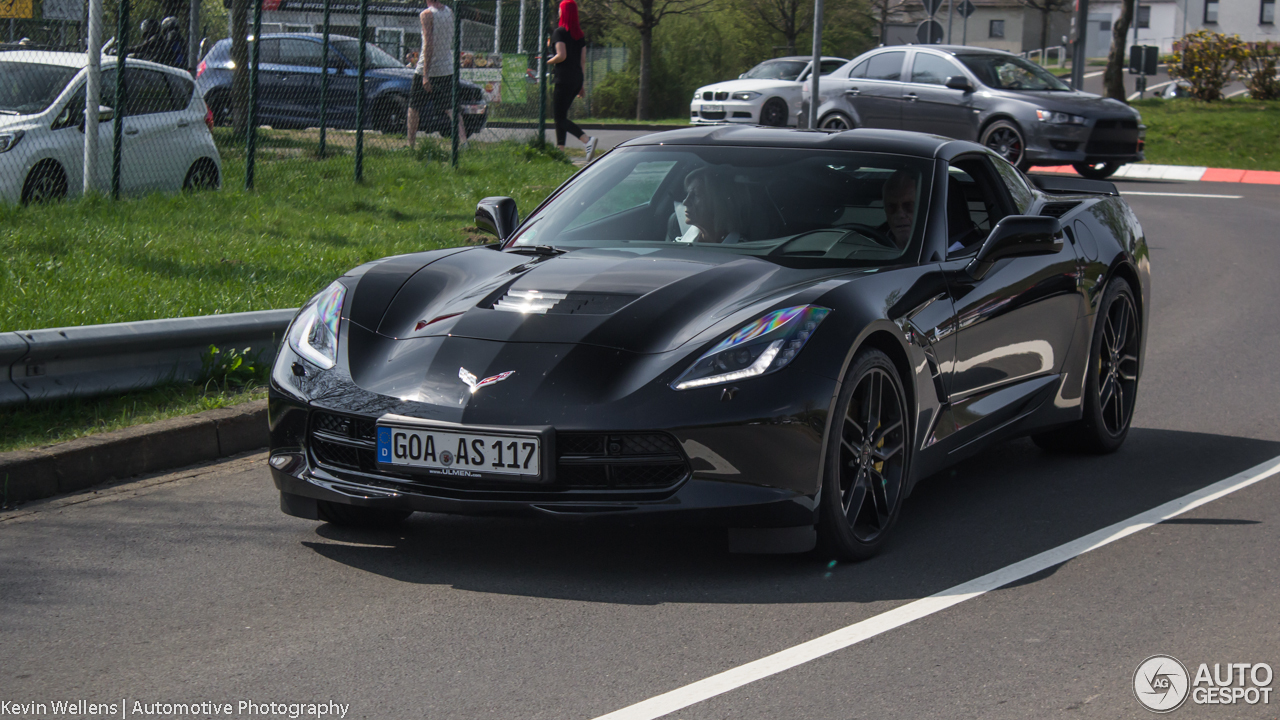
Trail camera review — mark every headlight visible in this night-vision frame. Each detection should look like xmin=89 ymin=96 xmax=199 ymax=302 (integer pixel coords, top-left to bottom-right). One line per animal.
xmin=671 ymin=305 xmax=830 ymax=390
xmin=1036 ymin=110 xmax=1086 ymax=125
xmin=0 ymin=131 xmax=25 ymax=153
xmin=694 ymin=90 xmax=704 ymax=100
xmin=287 ymin=281 xmax=347 ymax=369
xmin=731 ymin=91 xmax=761 ymax=101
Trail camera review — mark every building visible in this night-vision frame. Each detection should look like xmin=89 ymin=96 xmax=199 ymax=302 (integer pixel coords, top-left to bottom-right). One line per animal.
xmin=1086 ymin=0 xmax=1278 ymax=54
xmin=877 ymin=0 xmax=1075 ymax=55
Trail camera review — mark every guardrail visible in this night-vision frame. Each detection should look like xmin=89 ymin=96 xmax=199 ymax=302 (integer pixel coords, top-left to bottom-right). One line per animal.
xmin=1022 ymin=45 xmax=1068 ymax=68
xmin=1 ymin=309 xmax=297 ymax=407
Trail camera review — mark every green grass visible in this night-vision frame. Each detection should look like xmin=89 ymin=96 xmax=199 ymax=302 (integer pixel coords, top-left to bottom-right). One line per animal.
xmin=0 ymin=133 xmax=578 ymax=332
xmin=0 ymin=383 xmax=267 ymax=453
xmin=1133 ymin=98 xmax=1280 ymax=171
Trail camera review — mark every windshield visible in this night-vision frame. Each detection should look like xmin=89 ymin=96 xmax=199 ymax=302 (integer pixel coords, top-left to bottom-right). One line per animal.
xmin=742 ymin=60 xmax=808 ymax=81
xmin=331 ymin=39 xmax=402 ymax=69
xmin=510 ymin=146 xmax=932 ymax=268
xmin=957 ymin=54 xmax=1070 ymax=91
xmin=0 ymin=62 xmax=79 ymax=115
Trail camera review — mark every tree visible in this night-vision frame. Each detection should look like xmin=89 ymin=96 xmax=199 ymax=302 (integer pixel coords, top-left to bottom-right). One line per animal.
xmin=1102 ymin=0 xmax=1134 ymax=100
xmin=743 ymin=0 xmax=809 ymax=55
xmin=597 ymin=0 xmax=716 ymax=119
xmin=864 ymin=0 xmax=905 ymax=47
xmin=1020 ymin=0 xmax=1071 ymax=53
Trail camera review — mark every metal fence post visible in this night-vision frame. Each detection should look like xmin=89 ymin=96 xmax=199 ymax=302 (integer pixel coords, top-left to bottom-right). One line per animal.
xmin=536 ymin=0 xmax=546 ymax=145
xmin=84 ymin=0 xmax=103 ymax=195
xmin=110 ymin=0 xmax=128 ymax=200
xmin=450 ymin=0 xmax=462 ymax=167
xmin=319 ymin=0 xmax=331 ymax=158
xmin=246 ymin=0 xmax=263 ymax=190
xmin=355 ymin=0 xmax=368 ymax=182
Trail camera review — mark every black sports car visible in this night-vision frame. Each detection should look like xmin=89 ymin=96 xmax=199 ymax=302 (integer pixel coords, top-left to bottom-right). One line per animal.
xmin=268 ymin=126 xmax=1150 ymax=560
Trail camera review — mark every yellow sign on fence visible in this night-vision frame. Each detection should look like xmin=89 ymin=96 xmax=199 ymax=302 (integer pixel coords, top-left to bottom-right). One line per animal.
xmin=0 ymin=0 xmax=34 ymax=18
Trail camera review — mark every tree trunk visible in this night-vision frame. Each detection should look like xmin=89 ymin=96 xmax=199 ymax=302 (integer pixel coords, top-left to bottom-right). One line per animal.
xmin=230 ymin=0 xmax=250 ymax=137
xmin=1103 ymin=0 xmax=1133 ymax=100
xmin=636 ymin=25 xmax=652 ymax=120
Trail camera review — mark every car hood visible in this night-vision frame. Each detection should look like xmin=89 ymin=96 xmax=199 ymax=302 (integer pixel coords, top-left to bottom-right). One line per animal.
xmin=696 ymin=78 xmax=798 ymax=95
xmin=340 ymin=246 xmax=859 ymax=399
xmin=996 ymin=89 xmax=1140 ymax=118
xmin=0 ymin=114 xmax=38 ymax=131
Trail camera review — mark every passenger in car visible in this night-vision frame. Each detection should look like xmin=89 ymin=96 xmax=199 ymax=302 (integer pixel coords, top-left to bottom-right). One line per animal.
xmin=882 ymin=169 xmax=918 ymax=249
xmin=681 ymin=167 xmax=748 ymax=244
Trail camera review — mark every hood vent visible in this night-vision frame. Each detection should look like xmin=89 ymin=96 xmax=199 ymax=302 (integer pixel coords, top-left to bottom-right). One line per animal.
xmin=1040 ymin=201 xmax=1081 ymax=219
xmin=491 ymin=289 xmax=638 ymax=315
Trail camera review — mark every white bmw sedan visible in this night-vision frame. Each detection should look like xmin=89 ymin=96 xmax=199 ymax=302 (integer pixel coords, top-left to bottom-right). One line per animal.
xmin=690 ymin=56 xmax=847 ymax=127
xmin=0 ymin=51 xmax=221 ymax=204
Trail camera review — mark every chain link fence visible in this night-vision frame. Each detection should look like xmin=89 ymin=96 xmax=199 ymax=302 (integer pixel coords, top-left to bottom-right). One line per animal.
xmin=0 ymin=0 xmax=626 ymax=205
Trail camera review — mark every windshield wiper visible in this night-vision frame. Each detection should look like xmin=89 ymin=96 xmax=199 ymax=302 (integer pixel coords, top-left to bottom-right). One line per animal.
xmin=506 ymin=244 xmax=567 ymax=256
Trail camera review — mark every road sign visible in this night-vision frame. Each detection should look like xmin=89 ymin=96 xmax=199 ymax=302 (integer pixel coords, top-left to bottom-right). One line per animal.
xmin=1129 ymin=44 xmax=1158 ymax=75
xmin=0 ymin=0 xmax=33 ymax=18
xmin=957 ymin=0 xmax=976 ymax=18
xmin=916 ymin=19 xmax=944 ymax=44
xmin=923 ymin=0 xmax=944 ymax=16
xmin=43 ymin=0 xmax=84 ymax=20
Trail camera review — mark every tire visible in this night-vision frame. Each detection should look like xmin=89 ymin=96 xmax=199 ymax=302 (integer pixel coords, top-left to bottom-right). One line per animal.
xmin=980 ymin=119 xmax=1029 ymax=170
xmin=760 ymin=98 xmax=788 ymax=127
xmin=819 ymin=112 xmax=855 ymax=131
xmin=375 ymin=94 xmax=408 ymax=135
xmin=183 ymin=158 xmax=220 ymax=191
xmin=317 ymin=500 xmax=412 ymax=527
xmin=1033 ymin=278 xmax=1140 ymax=454
xmin=464 ymin=111 xmax=488 ymax=137
xmin=818 ymin=348 xmax=911 ymax=561
xmin=1073 ymin=161 xmax=1123 ymax=179
xmin=21 ymin=160 xmax=68 ymax=205
xmin=205 ymin=90 xmax=232 ymax=127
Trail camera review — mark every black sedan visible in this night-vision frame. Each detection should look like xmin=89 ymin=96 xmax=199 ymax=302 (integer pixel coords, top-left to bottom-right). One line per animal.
xmin=267 ymin=126 xmax=1151 ymax=560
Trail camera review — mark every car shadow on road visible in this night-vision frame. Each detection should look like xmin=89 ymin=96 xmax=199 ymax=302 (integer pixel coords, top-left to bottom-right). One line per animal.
xmin=302 ymin=427 xmax=1279 ymax=606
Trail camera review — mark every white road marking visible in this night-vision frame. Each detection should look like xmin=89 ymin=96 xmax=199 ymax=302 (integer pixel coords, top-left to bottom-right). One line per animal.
xmin=590 ymin=454 xmax=1280 ymax=720
xmin=1121 ymin=191 xmax=1242 ymax=198
xmin=1227 ymin=87 xmax=1249 ymax=98
xmin=1084 ymin=70 xmax=1105 ymax=78
xmin=1128 ymin=80 xmax=1174 ymax=101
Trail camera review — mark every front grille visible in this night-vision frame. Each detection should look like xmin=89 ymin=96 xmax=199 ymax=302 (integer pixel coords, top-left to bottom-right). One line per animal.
xmin=308 ymin=413 xmax=690 ymax=491
xmin=714 ymin=91 xmax=729 ymax=101
xmin=699 ymin=111 xmax=726 ymax=120
xmin=702 ymin=91 xmax=713 ymax=101
xmin=732 ymin=111 xmax=752 ymax=118
xmin=1086 ymin=119 xmax=1141 ymax=156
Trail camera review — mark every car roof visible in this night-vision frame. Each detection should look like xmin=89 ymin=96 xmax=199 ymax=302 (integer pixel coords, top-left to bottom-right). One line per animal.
xmin=0 ymin=50 xmax=191 ymax=74
xmin=761 ymin=55 xmax=847 ymax=63
xmin=618 ymin=125 xmax=985 ymax=161
xmin=862 ymin=45 xmax=1014 ymax=58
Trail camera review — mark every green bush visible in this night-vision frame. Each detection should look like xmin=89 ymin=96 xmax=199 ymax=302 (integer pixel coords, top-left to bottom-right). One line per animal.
xmin=1168 ymin=30 xmax=1249 ymax=101
xmin=592 ymin=71 xmax=640 ymax=118
xmin=1245 ymin=41 xmax=1280 ymax=101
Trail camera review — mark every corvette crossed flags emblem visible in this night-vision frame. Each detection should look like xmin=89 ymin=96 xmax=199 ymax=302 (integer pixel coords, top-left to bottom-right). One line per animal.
xmin=459 ymin=367 xmax=514 ymax=394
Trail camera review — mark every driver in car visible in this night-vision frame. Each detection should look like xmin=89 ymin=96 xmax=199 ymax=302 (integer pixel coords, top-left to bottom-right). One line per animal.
xmin=882 ymin=169 xmax=918 ymax=249
xmin=681 ymin=167 xmax=747 ymax=244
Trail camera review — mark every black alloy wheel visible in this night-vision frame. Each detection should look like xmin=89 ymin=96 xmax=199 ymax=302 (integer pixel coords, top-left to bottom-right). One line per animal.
xmin=1073 ymin=161 xmax=1122 ymax=180
xmin=819 ymin=113 xmax=854 ymax=131
xmin=760 ymin=98 xmax=788 ymax=127
xmin=819 ymin=348 xmax=910 ymax=561
xmin=318 ymin=500 xmax=412 ymax=527
xmin=981 ymin=120 xmax=1028 ymax=169
xmin=1033 ymin=279 xmax=1140 ymax=453
xmin=21 ymin=161 xmax=68 ymax=204
xmin=183 ymin=158 xmax=220 ymax=191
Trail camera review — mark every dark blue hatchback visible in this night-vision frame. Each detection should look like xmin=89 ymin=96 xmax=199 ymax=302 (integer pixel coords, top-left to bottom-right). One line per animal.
xmin=195 ymin=33 xmax=487 ymax=135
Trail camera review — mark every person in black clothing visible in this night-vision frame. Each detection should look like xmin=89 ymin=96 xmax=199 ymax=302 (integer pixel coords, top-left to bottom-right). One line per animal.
xmin=547 ymin=0 xmax=596 ymax=160
xmin=159 ymin=16 xmax=186 ymax=69
xmin=131 ymin=18 xmax=165 ymax=63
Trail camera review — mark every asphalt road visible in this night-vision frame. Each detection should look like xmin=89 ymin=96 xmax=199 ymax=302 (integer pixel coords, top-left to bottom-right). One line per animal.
xmin=3 ymin=180 xmax=1279 ymax=719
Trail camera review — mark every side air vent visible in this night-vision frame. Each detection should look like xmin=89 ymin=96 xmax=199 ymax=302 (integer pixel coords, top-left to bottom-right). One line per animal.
xmin=491 ymin=290 xmax=638 ymax=315
xmin=1040 ymin=201 xmax=1081 ymax=219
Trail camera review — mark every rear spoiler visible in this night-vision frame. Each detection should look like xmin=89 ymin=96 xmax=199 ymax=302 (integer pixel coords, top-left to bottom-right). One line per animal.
xmin=1030 ymin=174 xmax=1119 ymax=196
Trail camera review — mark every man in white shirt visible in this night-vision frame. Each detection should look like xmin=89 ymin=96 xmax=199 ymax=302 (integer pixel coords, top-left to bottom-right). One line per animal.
xmin=408 ymin=0 xmax=467 ymax=148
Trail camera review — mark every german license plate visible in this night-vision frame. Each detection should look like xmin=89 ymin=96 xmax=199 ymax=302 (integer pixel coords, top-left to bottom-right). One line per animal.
xmin=376 ymin=424 xmax=541 ymax=478
xmin=702 ymin=103 xmax=723 ymax=112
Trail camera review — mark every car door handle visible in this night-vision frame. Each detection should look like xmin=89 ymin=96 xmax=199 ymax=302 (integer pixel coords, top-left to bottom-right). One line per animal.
xmin=904 ymin=93 xmax=918 ymax=102
xmin=177 ymin=120 xmax=190 ymax=127
xmin=124 ymin=127 xmax=139 ymax=135
xmin=844 ymin=87 xmax=860 ymax=96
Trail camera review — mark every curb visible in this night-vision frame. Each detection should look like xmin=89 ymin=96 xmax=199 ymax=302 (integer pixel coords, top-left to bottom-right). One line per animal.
xmin=1034 ymin=163 xmax=1280 ymax=184
xmin=0 ymin=399 xmax=268 ymax=508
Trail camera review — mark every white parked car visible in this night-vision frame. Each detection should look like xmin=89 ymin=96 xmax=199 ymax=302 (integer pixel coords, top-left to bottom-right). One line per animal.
xmin=690 ymin=55 xmax=847 ymax=127
xmin=0 ymin=51 xmax=221 ymax=204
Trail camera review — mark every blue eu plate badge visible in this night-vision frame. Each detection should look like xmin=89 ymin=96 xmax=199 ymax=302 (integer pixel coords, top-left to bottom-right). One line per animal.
xmin=377 ymin=427 xmax=392 ymax=461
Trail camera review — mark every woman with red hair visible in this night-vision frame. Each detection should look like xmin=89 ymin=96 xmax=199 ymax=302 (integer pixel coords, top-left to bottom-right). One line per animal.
xmin=547 ymin=0 xmax=597 ymax=160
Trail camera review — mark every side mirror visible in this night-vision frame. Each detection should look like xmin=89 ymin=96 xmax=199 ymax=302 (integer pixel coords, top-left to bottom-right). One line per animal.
xmin=967 ymin=215 xmax=1062 ymax=279
xmin=98 ymin=105 xmax=115 ymax=122
xmin=475 ymin=196 xmax=519 ymax=241
xmin=945 ymin=75 xmax=974 ymax=92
